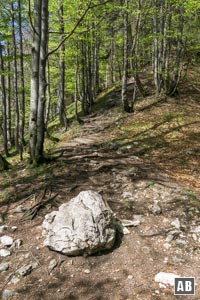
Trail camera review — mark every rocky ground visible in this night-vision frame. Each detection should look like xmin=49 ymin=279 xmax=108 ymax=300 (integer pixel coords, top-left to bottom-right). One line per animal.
xmin=0 ymin=86 xmax=200 ymax=300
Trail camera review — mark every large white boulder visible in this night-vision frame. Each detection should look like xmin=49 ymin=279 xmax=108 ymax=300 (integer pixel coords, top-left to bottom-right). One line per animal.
xmin=42 ymin=191 xmax=118 ymax=256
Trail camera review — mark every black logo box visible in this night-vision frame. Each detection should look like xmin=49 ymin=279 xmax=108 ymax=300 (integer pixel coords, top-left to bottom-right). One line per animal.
xmin=174 ymin=277 xmax=195 ymax=295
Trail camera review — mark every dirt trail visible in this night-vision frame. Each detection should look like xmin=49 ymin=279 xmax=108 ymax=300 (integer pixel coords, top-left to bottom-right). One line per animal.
xmin=0 ymin=90 xmax=200 ymax=300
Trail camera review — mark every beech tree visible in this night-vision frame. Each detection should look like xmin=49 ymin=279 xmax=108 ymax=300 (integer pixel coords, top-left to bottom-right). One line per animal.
xmin=29 ymin=0 xmax=48 ymax=164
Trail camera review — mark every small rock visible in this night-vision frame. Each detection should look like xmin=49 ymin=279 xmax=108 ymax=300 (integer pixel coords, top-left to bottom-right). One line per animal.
xmin=171 ymin=218 xmax=180 ymax=229
xmin=163 ymin=243 xmax=171 ymax=250
xmin=122 ymin=227 xmax=130 ymax=235
xmin=14 ymin=205 xmax=26 ymax=213
xmin=155 ymin=272 xmax=180 ymax=286
xmin=10 ymin=275 xmax=20 ymax=285
xmin=192 ymin=233 xmax=198 ymax=241
xmin=127 ymin=275 xmax=133 ymax=280
xmin=48 ymin=259 xmax=58 ymax=273
xmin=172 ymin=256 xmax=185 ymax=264
xmin=194 ymin=226 xmax=200 ymax=233
xmin=17 ymin=264 xmax=33 ymax=277
xmin=159 ymin=283 xmax=166 ymax=289
xmin=32 ymin=262 xmax=38 ymax=269
xmin=11 ymin=226 xmax=17 ymax=232
xmin=165 ymin=234 xmax=174 ymax=243
xmin=163 ymin=257 xmax=168 ymax=264
xmin=122 ymin=192 xmax=132 ymax=199
xmin=2 ymin=289 xmax=17 ymax=300
xmin=0 ymin=262 xmax=9 ymax=272
xmin=133 ymin=215 xmax=143 ymax=223
xmin=175 ymin=239 xmax=186 ymax=246
xmin=149 ymin=201 xmax=162 ymax=214
xmin=0 ymin=249 xmax=11 ymax=257
xmin=122 ymin=218 xmax=141 ymax=227
xmin=12 ymin=239 xmax=23 ymax=249
xmin=84 ymin=269 xmax=90 ymax=274
xmin=0 ymin=236 xmax=13 ymax=247
xmin=126 ymin=145 xmax=132 ymax=150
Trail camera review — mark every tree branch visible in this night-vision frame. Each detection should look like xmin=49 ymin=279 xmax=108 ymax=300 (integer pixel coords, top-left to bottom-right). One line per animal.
xmin=46 ymin=0 xmax=110 ymax=58
xmin=28 ymin=0 xmax=38 ymax=35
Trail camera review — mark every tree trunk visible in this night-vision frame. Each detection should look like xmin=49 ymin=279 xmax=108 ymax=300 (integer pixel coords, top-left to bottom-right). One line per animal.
xmin=110 ymin=27 xmax=116 ymax=85
xmin=29 ymin=0 xmax=41 ymax=162
xmin=6 ymin=42 xmax=12 ymax=147
xmin=35 ymin=0 xmax=49 ymax=163
xmin=45 ymin=59 xmax=51 ymax=128
xmin=170 ymin=7 xmax=185 ymax=96
xmin=153 ymin=0 xmax=160 ymax=94
xmin=11 ymin=2 xmax=20 ymax=153
xmin=80 ymin=39 xmax=89 ymax=114
xmin=0 ymin=43 xmax=9 ymax=156
xmin=18 ymin=0 xmax=26 ymax=146
xmin=0 ymin=154 xmax=10 ymax=171
xmin=58 ymin=0 xmax=67 ymax=129
xmin=93 ymin=34 xmax=100 ymax=97
xmin=121 ymin=0 xmax=133 ymax=112
xmin=29 ymin=0 xmax=49 ymax=164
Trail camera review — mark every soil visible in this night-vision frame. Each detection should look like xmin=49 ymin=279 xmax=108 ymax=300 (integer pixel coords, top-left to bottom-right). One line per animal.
xmin=0 ymin=86 xmax=200 ymax=300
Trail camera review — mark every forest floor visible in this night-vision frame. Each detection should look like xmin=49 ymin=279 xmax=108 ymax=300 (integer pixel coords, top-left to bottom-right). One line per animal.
xmin=0 ymin=81 xmax=200 ymax=300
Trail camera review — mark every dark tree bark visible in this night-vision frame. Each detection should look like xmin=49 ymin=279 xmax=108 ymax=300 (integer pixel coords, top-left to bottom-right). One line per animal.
xmin=170 ymin=7 xmax=185 ymax=96
xmin=58 ymin=0 xmax=67 ymax=129
xmin=11 ymin=2 xmax=20 ymax=153
xmin=130 ymin=0 xmax=146 ymax=97
xmin=6 ymin=42 xmax=12 ymax=147
xmin=0 ymin=43 xmax=9 ymax=156
xmin=35 ymin=0 xmax=49 ymax=162
xmin=0 ymin=154 xmax=10 ymax=171
xmin=45 ymin=59 xmax=51 ymax=129
xmin=18 ymin=0 xmax=26 ymax=146
xmin=80 ymin=38 xmax=89 ymax=114
xmin=121 ymin=0 xmax=133 ymax=112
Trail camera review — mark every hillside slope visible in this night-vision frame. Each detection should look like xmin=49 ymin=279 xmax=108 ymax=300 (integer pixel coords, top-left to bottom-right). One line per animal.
xmin=0 ymin=86 xmax=200 ymax=300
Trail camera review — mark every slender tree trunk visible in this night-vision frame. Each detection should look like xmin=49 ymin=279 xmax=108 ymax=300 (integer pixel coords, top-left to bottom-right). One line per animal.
xmin=153 ymin=0 xmax=160 ymax=94
xmin=11 ymin=2 xmax=20 ymax=153
xmin=58 ymin=0 xmax=67 ymax=129
xmin=163 ymin=2 xmax=171 ymax=93
xmin=110 ymin=27 xmax=116 ymax=84
xmin=170 ymin=7 xmax=185 ymax=95
xmin=93 ymin=37 xmax=100 ymax=96
xmin=29 ymin=0 xmax=41 ymax=162
xmin=35 ymin=0 xmax=49 ymax=162
xmin=18 ymin=0 xmax=26 ymax=146
xmin=75 ymin=62 xmax=79 ymax=120
xmin=130 ymin=1 xmax=146 ymax=97
xmin=6 ymin=42 xmax=12 ymax=147
xmin=45 ymin=59 xmax=51 ymax=128
xmin=80 ymin=39 xmax=89 ymax=114
xmin=86 ymin=31 xmax=93 ymax=111
xmin=0 ymin=43 xmax=9 ymax=156
xmin=121 ymin=0 xmax=133 ymax=112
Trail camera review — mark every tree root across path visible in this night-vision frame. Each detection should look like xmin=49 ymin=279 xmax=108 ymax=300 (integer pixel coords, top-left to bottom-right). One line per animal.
xmin=18 ymin=188 xmax=59 ymax=222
